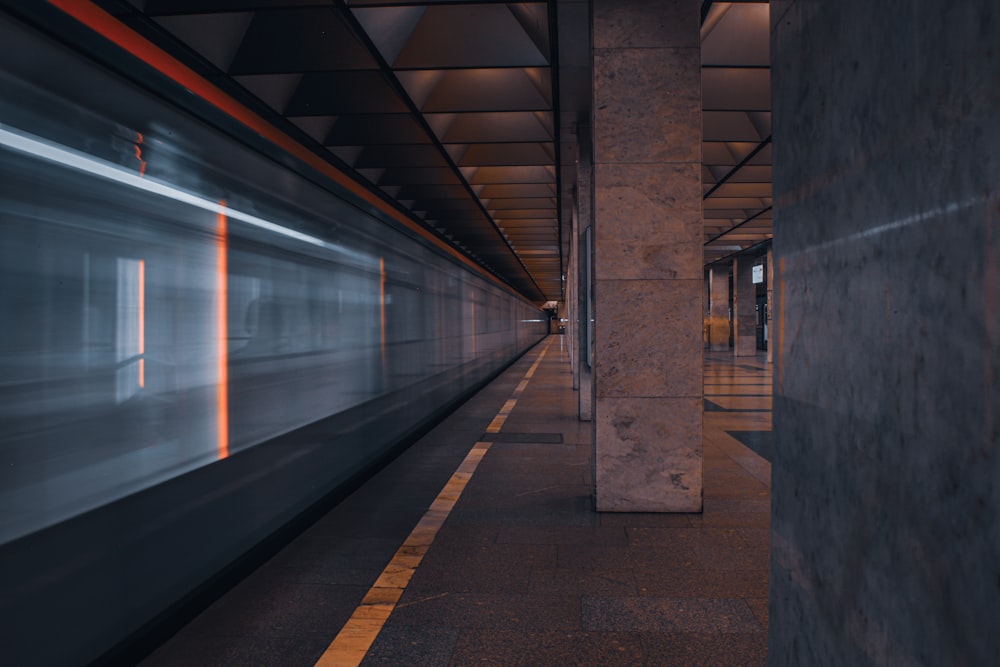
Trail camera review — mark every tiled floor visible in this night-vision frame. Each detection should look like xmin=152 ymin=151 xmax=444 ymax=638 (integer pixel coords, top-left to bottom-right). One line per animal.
xmin=142 ymin=339 xmax=774 ymax=666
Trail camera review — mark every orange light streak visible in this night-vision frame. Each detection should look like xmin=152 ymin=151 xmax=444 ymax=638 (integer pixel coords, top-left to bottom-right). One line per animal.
xmin=380 ymin=257 xmax=386 ymax=368
xmin=135 ymin=132 xmax=147 ymax=176
xmin=138 ymin=259 xmax=145 ymax=388
xmin=217 ymin=204 xmax=229 ymax=459
xmin=471 ymin=294 xmax=477 ymax=358
xmin=46 ymin=0 xmax=525 ymax=302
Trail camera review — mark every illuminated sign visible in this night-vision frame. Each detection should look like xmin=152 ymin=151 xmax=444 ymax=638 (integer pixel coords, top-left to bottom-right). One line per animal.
xmin=752 ymin=264 xmax=764 ymax=284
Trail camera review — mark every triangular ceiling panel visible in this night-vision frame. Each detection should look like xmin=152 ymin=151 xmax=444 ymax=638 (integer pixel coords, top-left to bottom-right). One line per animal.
xmin=229 ymin=9 xmax=377 ymax=74
xmin=154 ymin=12 xmax=252 ymax=71
xmin=351 ymin=6 xmax=427 ymax=66
xmin=390 ymin=5 xmax=549 ymax=69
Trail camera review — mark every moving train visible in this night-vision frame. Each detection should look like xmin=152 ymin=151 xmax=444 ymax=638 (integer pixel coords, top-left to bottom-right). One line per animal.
xmin=0 ymin=10 xmax=547 ymax=665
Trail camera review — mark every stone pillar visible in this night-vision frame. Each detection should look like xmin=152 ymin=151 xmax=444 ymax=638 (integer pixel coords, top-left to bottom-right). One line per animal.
xmin=577 ymin=153 xmax=593 ymax=421
xmin=771 ymin=0 xmax=1000 ymax=664
xmin=592 ymin=0 xmax=702 ymax=512
xmin=703 ymin=270 xmax=711 ymax=349
xmin=733 ymin=257 xmax=757 ymax=356
xmin=766 ymin=244 xmax=774 ymax=364
xmin=709 ymin=264 xmax=730 ymax=351
xmin=567 ymin=210 xmax=579 ymax=389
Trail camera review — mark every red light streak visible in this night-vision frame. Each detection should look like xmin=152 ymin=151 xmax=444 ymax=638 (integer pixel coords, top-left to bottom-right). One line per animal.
xmin=217 ymin=204 xmax=229 ymax=459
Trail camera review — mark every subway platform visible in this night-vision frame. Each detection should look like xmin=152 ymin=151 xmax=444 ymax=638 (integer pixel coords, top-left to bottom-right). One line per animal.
xmin=141 ymin=337 xmax=773 ymax=667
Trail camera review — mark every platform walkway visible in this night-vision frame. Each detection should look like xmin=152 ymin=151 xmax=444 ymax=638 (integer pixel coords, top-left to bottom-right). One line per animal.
xmin=142 ymin=337 xmax=772 ymax=666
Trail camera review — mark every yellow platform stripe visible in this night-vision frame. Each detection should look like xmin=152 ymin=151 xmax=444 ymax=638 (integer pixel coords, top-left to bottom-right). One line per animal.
xmin=314 ymin=339 xmax=551 ymax=667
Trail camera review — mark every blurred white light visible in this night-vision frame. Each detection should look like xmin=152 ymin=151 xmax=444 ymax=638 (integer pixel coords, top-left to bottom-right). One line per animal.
xmin=0 ymin=124 xmax=372 ymax=265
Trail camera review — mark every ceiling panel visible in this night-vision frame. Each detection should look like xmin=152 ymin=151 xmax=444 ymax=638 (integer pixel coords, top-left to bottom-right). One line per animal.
xmin=701 ymin=2 xmax=773 ymax=264
xmin=229 ymin=9 xmax=376 ymax=73
xmin=124 ymin=0 xmax=562 ymax=303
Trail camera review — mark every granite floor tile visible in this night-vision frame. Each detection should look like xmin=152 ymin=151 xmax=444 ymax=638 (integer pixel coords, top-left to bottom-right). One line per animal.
xmin=406 ymin=557 xmax=534 ymax=594
xmin=448 ymin=630 xmax=646 ymax=667
xmin=641 ymin=632 xmax=768 ymax=667
xmin=596 ymin=511 xmax=696 ymax=528
xmin=582 ymin=596 xmax=763 ymax=633
xmin=687 ymin=512 xmax=770 ymax=529
xmin=143 ymin=634 xmax=328 ymax=667
xmin=555 ymin=545 xmax=634 ymax=570
xmin=626 ymin=526 xmax=750 ymax=550
xmin=181 ymin=580 xmax=367 ymax=639
xmin=388 ymin=591 xmax=581 ymax=631
xmin=496 ymin=525 xmax=629 ymax=546
xmin=633 ymin=567 xmax=769 ymax=599
xmin=527 ymin=566 xmax=638 ymax=596
xmin=362 ymin=626 xmax=460 ymax=667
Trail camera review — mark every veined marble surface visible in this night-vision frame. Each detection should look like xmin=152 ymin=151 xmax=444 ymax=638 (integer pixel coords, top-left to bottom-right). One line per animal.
xmin=770 ymin=1 xmax=1000 ymax=665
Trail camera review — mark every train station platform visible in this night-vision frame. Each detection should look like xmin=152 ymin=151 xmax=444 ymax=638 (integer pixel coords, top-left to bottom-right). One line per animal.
xmin=140 ymin=338 xmax=773 ymax=667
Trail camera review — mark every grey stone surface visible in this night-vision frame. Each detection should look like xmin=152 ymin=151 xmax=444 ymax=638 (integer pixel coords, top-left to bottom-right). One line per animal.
xmin=770 ymin=1 xmax=1000 ymax=665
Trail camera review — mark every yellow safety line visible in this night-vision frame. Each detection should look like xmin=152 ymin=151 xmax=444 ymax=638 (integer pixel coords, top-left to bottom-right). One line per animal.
xmin=314 ymin=339 xmax=551 ymax=667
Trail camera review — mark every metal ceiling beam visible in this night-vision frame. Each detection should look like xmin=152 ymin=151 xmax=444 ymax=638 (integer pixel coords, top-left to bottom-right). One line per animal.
xmin=702 ymin=134 xmax=771 ymax=200
xmin=705 ymin=237 xmax=771 ymax=268
xmin=703 ymin=205 xmax=772 ymax=246
xmin=548 ymin=0 xmax=564 ymax=301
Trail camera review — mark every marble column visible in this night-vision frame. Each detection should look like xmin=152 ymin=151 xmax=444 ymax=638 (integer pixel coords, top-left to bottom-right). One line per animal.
xmin=733 ymin=257 xmax=757 ymax=356
xmin=709 ymin=264 xmax=730 ymax=351
xmin=592 ymin=0 xmax=702 ymax=512
xmin=771 ymin=0 xmax=1000 ymax=664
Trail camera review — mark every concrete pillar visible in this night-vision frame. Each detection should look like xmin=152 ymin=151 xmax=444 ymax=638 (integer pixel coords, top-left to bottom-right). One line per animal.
xmin=592 ymin=0 xmax=702 ymax=512
xmin=733 ymin=256 xmax=756 ymax=356
xmin=709 ymin=264 xmax=730 ymax=351
xmin=771 ymin=0 xmax=1000 ymax=664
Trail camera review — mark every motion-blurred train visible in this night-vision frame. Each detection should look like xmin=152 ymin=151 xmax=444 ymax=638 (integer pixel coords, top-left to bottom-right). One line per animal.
xmin=0 ymin=9 xmax=546 ymax=665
